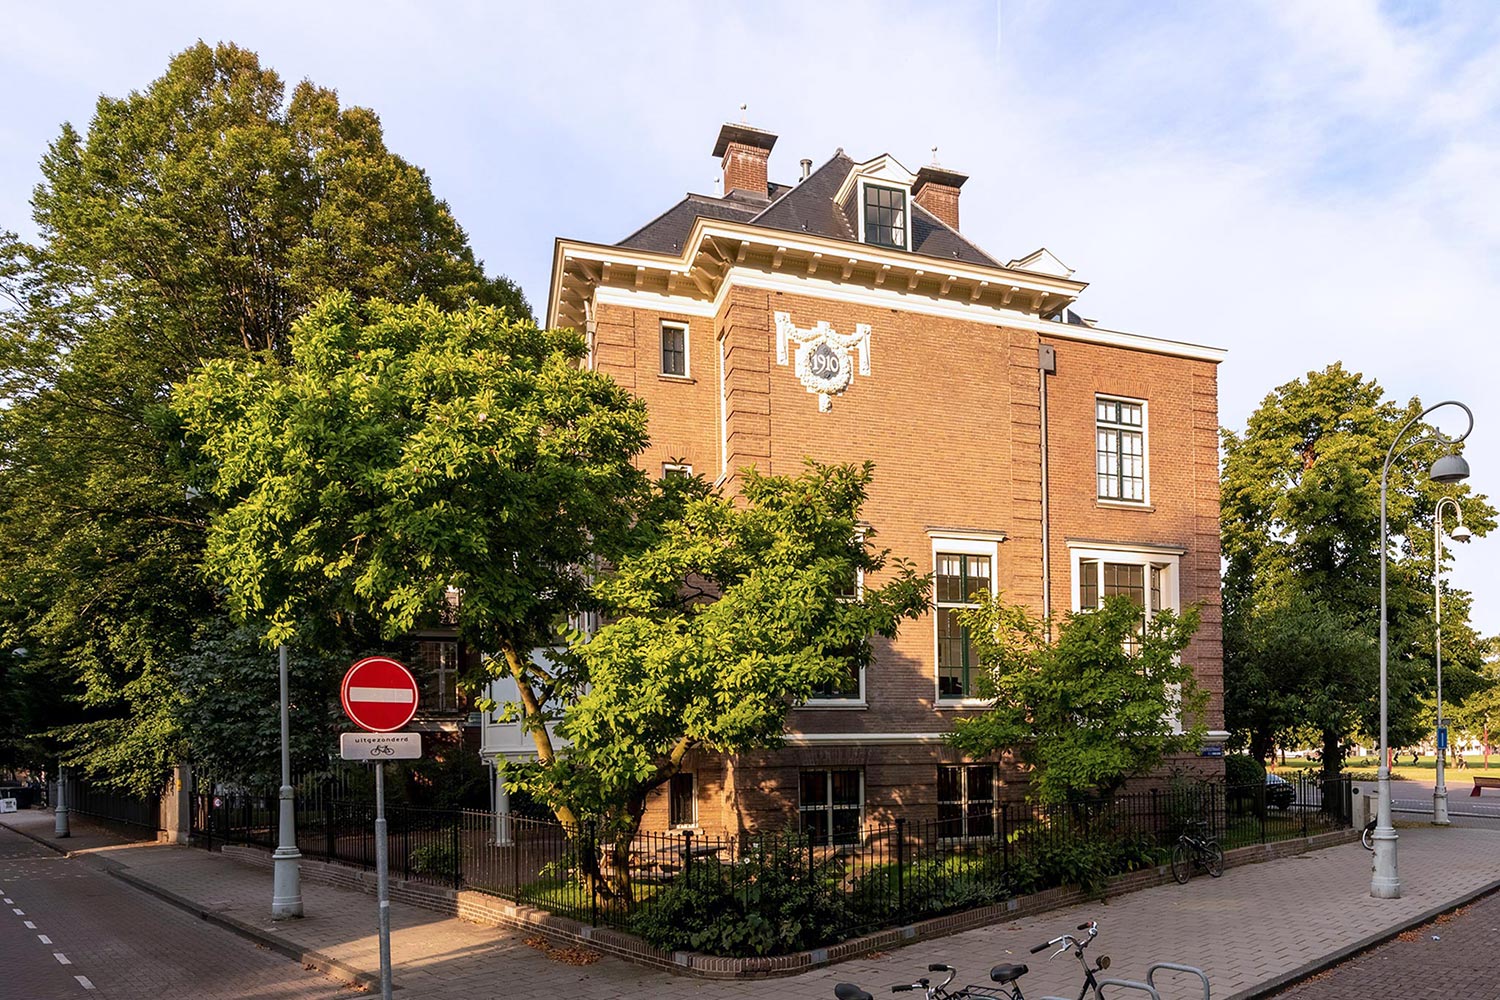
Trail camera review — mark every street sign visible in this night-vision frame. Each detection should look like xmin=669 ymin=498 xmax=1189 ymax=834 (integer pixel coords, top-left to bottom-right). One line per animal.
xmin=340 ymin=732 xmax=422 ymax=761
xmin=1438 ymin=725 xmax=1449 ymax=751
xmin=340 ymin=656 xmax=420 ymax=733
xmin=0 ymin=798 xmax=16 ymax=814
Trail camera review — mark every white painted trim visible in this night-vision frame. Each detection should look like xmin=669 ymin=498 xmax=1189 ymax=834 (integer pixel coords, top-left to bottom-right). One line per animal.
xmin=784 ymin=731 xmax=950 ymax=746
xmin=1069 ymin=546 xmax=1182 ymax=615
xmin=833 ymin=153 xmax=919 ymax=205
xmin=855 ymin=178 xmax=913 ymax=253
xmin=662 ymin=462 xmax=693 ymax=478
xmin=1094 ymin=393 xmax=1150 ymax=506
xmin=712 ymin=268 xmax=1226 ymax=363
xmin=593 ymin=284 xmax=718 ymax=317
xmin=924 ymin=527 xmax=1008 ymax=544
xmin=1064 ymin=538 xmax=1187 ymax=556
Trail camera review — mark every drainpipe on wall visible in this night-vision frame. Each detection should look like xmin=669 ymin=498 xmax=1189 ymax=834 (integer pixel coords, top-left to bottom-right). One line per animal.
xmin=1038 ymin=344 xmax=1056 ymax=637
xmin=583 ymin=298 xmax=597 ymax=369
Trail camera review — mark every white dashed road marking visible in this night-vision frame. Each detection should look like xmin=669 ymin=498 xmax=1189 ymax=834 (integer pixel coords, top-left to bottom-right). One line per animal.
xmin=23 ymin=919 xmax=34 ymax=928
xmin=2 ymin=896 xmax=11 ymax=903
xmin=38 ymin=933 xmax=51 ymax=944
xmin=11 ymin=907 xmax=22 ymax=915
xmin=54 ymin=951 xmax=71 ymax=965
xmin=75 ymin=976 xmax=95 ymax=990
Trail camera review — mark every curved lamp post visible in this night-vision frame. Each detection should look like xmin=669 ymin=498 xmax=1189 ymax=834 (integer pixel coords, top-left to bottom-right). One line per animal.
xmin=1432 ymin=496 xmax=1471 ymax=826
xmin=1374 ymin=400 xmax=1474 ymax=899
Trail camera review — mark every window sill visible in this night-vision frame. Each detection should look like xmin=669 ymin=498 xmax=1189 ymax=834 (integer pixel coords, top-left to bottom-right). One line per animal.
xmin=935 ymin=698 xmax=993 ymax=710
xmin=1096 ymin=499 xmax=1155 ymax=512
xmin=801 ymin=700 xmax=868 ymax=711
xmin=658 ymin=373 xmax=695 ymax=384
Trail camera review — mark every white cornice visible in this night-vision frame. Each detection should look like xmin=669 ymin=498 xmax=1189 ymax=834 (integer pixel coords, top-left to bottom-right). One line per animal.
xmin=782 ymin=731 xmax=950 ymax=746
xmin=1065 ymin=538 xmax=1189 ymax=556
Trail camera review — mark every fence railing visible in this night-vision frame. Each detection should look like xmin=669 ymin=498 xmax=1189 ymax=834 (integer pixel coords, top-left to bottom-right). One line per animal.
xmin=59 ymin=775 xmax=160 ymax=833
xmin=189 ymin=773 xmax=1352 ymax=947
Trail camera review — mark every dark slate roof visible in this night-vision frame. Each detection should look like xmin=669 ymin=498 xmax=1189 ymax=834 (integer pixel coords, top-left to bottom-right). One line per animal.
xmin=614 ymin=153 xmax=1000 ymax=268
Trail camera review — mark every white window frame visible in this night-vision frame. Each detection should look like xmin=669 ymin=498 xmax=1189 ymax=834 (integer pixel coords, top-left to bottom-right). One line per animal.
xmin=797 ymin=768 xmax=865 ymax=847
xmin=806 ymin=532 xmax=867 ymax=708
xmin=856 ymin=179 xmax=913 ymax=252
xmin=413 ymin=637 xmax=461 ymax=713
xmin=668 ymin=771 xmax=697 ymax=829
xmin=930 ymin=533 xmax=1001 ymax=707
xmin=1069 ymin=541 xmax=1185 ymax=731
xmin=662 ymin=462 xmax=693 ymax=478
xmin=660 ymin=321 xmax=690 ymax=379
xmin=1095 ymin=394 xmax=1150 ymax=507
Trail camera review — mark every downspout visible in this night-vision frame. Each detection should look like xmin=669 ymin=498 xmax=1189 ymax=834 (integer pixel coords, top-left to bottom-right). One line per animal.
xmin=582 ymin=298 xmax=597 ymax=370
xmin=1038 ymin=344 xmax=1056 ymax=636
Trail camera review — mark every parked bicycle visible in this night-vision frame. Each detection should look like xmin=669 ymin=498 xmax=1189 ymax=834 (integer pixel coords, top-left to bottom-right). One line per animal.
xmin=833 ymin=920 xmax=1211 ymax=1000
xmin=1170 ymin=819 xmax=1224 ymax=883
xmin=1361 ymin=817 xmax=1376 ymax=851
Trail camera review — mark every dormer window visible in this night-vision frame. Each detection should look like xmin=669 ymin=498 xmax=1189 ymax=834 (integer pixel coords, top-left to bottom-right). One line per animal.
xmin=863 ymin=184 xmax=908 ymax=250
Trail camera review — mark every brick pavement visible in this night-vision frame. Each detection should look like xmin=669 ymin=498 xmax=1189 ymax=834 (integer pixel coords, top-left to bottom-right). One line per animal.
xmin=1272 ymin=890 xmax=1500 ymax=999
xmin=6 ymin=807 xmax=1500 ymax=999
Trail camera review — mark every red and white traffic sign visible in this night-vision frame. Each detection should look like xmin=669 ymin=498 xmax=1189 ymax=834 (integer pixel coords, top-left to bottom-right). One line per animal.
xmin=340 ymin=656 xmax=419 ymax=733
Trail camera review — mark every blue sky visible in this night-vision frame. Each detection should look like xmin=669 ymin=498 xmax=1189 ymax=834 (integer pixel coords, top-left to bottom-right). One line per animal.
xmin=2 ymin=0 xmax=1496 ymax=635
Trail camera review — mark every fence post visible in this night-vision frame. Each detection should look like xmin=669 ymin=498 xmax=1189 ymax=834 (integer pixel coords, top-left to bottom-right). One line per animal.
xmin=1001 ymin=802 xmax=1010 ymax=868
xmin=1302 ymin=781 xmax=1309 ymax=838
xmin=683 ymin=827 xmax=693 ymax=883
xmin=895 ymin=818 xmax=905 ymax=921
xmin=588 ymin=820 xmax=599 ymax=927
xmin=453 ymin=812 xmax=462 ymax=890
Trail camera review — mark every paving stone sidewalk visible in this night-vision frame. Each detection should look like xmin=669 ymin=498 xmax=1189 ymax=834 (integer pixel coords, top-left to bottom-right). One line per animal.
xmin=6 ymin=807 xmax=1500 ymax=1000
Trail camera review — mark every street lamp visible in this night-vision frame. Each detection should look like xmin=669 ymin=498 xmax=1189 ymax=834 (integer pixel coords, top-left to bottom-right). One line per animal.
xmin=1432 ymin=496 xmax=1471 ymax=826
xmin=271 ymin=643 xmax=304 ymax=918
xmin=1374 ymin=400 xmax=1474 ymax=899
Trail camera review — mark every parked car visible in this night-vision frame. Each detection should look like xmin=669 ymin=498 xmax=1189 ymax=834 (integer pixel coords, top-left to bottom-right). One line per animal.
xmin=1266 ymin=772 xmax=1295 ymax=810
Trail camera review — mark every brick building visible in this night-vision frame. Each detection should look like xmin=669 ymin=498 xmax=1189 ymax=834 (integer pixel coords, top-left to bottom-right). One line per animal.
xmin=491 ymin=123 xmax=1227 ymax=840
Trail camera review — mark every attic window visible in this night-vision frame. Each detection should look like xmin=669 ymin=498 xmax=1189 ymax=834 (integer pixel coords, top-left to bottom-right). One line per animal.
xmin=863 ymin=184 xmax=907 ymax=250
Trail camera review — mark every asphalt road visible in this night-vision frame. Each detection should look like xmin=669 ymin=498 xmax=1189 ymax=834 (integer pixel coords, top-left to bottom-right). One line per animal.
xmin=0 ymin=825 xmax=348 ymax=999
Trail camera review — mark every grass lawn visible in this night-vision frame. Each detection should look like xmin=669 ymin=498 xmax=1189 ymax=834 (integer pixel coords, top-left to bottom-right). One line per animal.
xmin=1273 ymin=755 xmax=1500 ymax=782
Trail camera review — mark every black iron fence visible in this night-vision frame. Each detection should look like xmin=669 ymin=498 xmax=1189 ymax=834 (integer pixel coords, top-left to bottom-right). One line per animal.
xmin=190 ymin=773 xmax=1351 ymax=950
xmin=59 ymin=774 xmax=160 ymax=833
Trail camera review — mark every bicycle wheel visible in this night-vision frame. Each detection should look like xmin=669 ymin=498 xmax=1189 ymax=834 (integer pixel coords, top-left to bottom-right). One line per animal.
xmin=1204 ymin=840 xmax=1224 ymax=878
xmin=1171 ymin=841 xmax=1192 ymax=884
xmin=1361 ymin=822 xmax=1375 ymax=851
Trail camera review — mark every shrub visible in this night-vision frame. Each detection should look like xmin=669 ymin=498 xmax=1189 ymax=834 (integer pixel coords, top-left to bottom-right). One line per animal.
xmin=408 ymin=844 xmax=458 ymax=880
xmin=630 ymin=836 xmax=851 ymax=957
xmin=1225 ymin=753 xmax=1266 ymax=787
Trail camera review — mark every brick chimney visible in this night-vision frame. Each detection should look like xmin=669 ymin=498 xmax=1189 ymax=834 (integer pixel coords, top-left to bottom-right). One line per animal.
xmin=913 ymin=165 xmax=968 ymax=230
xmin=712 ymin=123 xmax=777 ymax=198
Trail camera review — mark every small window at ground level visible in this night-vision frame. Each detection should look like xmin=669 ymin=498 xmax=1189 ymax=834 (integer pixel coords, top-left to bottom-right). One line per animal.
xmin=937 ymin=764 xmax=996 ymax=839
xmin=799 ymin=769 xmax=862 ymax=846
xmin=661 ymin=323 xmax=688 ymax=377
xmin=669 ymin=772 xmax=696 ymax=828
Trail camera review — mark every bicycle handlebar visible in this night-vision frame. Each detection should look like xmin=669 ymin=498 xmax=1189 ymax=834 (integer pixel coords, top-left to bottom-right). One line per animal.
xmin=1030 ymin=941 xmax=1051 ymax=954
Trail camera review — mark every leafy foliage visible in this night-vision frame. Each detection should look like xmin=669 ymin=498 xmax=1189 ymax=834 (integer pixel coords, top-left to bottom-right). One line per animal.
xmin=0 ymin=41 xmax=523 ymax=789
xmin=948 ymin=595 xmax=1205 ymax=805
xmin=512 ymin=461 xmax=930 ymax=898
xmin=1221 ymin=364 xmax=1495 ymax=772
xmin=630 ymin=838 xmax=852 ymax=957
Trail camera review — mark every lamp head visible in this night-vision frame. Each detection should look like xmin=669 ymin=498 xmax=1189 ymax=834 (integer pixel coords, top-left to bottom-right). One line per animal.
xmin=1430 ymin=453 xmax=1471 ymax=484
xmin=1450 ymin=522 xmax=1472 ymax=543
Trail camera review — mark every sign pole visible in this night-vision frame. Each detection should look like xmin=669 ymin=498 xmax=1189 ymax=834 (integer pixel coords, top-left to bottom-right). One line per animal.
xmin=375 ymin=761 xmax=393 ymax=1000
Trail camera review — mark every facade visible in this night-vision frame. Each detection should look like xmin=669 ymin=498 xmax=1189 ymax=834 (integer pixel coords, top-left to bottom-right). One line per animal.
xmin=498 ymin=123 xmax=1227 ymax=840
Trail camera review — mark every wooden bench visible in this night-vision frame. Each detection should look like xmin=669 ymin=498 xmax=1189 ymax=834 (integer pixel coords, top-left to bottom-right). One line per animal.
xmin=1470 ymin=776 xmax=1500 ymax=796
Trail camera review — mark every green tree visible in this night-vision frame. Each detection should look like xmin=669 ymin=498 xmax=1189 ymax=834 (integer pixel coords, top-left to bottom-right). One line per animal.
xmin=0 ymin=42 xmax=525 ymax=790
xmin=948 ymin=594 xmax=1205 ymax=805
xmin=1221 ymin=364 xmax=1494 ymax=776
xmin=516 ymin=460 xmax=930 ymax=901
xmin=174 ymin=292 xmax=650 ymax=795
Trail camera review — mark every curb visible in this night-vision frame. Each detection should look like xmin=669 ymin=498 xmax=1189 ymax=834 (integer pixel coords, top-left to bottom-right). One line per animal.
xmin=1233 ymin=878 xmax=1500 ymax=999
xmin=0 ymin=815 xmax=81 ymax=857
xmin=104 ymin=865 xmax=386 ymax=993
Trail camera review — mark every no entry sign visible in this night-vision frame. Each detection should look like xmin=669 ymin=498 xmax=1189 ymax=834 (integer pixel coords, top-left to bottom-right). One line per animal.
xmin=340 ymin=656 xmax=420 ymax=733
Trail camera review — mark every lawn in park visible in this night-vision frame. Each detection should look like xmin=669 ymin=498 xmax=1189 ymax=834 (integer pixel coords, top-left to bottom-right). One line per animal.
xmin=1274 ymin=754 xmax=1500 ymax=782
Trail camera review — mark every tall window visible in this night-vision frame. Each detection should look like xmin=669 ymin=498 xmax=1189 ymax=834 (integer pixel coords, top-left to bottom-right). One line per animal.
xmin=809 ymin=552 xmax=864 ymax=701
xmin=937 ymin=764 xmax=996 ymax=839
xmin=1077 ymin=557 xmax=1172 ymax=650
xmin=1096 ymin=396 xmax=1145 ymax=502
xmin=936 ymin=553 xmax=991 ymax=699
xmin=863 ymin=184 xmax=907 ymax=249
xmin=661 ymin=322 xmax=688 ymax=377
xmin=414 ymin=639 xmax=461 ymax=712
xmin=669 ymin=772 xmax=696 ymax=828
xmin=799 ymin=769 xmax=862 ymax=846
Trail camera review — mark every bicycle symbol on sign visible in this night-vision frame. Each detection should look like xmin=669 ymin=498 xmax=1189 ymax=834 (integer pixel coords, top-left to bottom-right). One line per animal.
xmin=368 ymin=743 xmax=397 ymax=757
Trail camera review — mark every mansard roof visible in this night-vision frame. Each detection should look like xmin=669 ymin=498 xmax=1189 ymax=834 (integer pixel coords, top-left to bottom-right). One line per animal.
xmin=616 ymin=151 xmax=999 ymax=268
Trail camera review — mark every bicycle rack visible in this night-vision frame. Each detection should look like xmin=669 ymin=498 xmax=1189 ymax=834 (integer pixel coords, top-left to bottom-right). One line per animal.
xmin=1146 ymin=962 xmax=1211 ymax=1000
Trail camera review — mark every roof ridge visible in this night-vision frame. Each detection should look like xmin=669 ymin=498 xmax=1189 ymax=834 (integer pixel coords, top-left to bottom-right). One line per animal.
xmin=749 ymin=151 xmax=854 ymax=225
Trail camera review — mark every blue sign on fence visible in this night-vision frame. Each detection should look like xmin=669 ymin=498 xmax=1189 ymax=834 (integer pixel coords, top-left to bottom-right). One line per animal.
xmin=1438 ymin=725 xmax=1448 ymax=751
xmin=1199 ymin=745 xmax=1225 ymax=757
